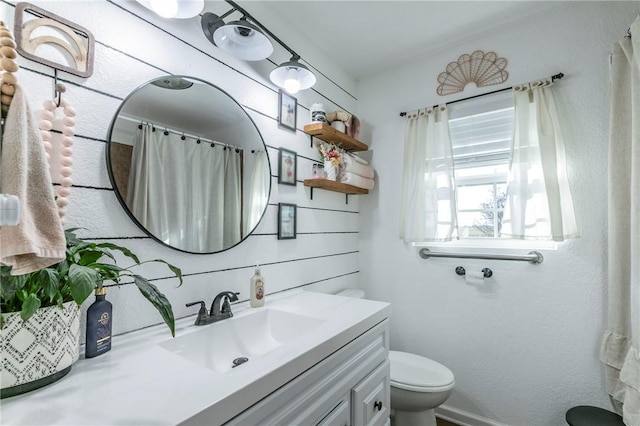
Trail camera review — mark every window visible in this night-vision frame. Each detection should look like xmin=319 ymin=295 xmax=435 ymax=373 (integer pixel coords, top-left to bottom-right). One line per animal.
xmin=404 ymin=84 xmax=573 ymax=248
xmin=448 ymin=92 xmax=513 ymax=239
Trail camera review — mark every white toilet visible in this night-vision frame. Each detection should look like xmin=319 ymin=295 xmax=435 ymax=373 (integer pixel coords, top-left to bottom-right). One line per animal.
xmin=336 ymin=289 xmax=455 ymax=426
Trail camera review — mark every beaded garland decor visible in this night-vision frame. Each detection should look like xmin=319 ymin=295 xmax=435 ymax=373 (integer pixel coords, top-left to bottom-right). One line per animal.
xmin=39 ymin=89 xmax=76 ymax=224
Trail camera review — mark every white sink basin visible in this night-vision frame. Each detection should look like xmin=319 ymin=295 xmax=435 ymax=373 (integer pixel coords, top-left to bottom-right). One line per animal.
xmin=159 ymin=308 xmax=325 ymax=373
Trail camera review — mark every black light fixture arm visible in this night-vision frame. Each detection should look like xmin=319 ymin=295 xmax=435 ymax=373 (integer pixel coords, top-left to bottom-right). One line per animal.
xmin=216 ymin=7 xmax=236 ymax=22
xmin=223 ymin=0 xmax=300 ymax=60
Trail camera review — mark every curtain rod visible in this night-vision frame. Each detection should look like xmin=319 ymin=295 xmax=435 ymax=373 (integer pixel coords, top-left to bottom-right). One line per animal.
xmin=399 ymin=72 xmax=565 ymax=117
xmin=116 ymin=115 xmax=243 ymax=152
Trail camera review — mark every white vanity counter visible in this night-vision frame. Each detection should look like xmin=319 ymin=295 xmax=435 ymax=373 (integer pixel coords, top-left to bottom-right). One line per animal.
xmin=0 ymin=290 xmax=390 ymax=425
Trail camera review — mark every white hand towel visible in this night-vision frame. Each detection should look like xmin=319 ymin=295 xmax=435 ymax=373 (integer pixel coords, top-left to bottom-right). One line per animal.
xmin=342 ymin=152 xmax=374 ymax=179
xmin=339 ymin=171 xmax=375 ymax=190
xmin=0 ymin=84 xmax=65 ymax=275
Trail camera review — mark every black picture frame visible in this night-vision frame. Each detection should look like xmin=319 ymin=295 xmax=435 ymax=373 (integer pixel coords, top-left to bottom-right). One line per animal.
xmin=277 ymin=203 xmax=297 ymax=240
xmin=278 ymin=148 xmax=297 ymax=186
xmin=278 ymin=90 xmax=297 ymax=131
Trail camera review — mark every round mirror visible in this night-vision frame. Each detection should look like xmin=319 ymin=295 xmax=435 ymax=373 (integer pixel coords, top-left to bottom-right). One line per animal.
xmin=107 ymin=76 xmax=271 ymax=254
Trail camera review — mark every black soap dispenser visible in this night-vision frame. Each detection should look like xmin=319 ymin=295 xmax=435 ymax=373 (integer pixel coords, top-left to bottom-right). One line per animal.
xmin=85 ymin=287 xmax=112 ymax=358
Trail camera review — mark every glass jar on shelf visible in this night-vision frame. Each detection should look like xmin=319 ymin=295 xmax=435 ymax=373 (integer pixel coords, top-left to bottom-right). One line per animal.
xmin=312 ymin=163 xmax=325 ymax=179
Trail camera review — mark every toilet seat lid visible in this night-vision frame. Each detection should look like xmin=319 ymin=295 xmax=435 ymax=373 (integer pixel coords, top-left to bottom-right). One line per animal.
xmin=389 ymin=350 xmax=455 ymax=392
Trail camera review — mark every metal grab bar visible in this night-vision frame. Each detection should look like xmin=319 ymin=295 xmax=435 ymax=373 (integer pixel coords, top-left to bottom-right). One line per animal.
xmin=419 ymin=248 xmax=543 ymax=265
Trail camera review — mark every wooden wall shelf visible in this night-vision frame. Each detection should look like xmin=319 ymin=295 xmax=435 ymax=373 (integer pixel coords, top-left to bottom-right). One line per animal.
xmin=304 ymin=179 xmax=368 ymax=204
xmin=303 ymin=123 xmax=368 ymax=152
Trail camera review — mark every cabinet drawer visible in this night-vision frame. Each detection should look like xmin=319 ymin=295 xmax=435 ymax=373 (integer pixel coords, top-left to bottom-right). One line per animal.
xmin=316 ymin=396 xmax=350 ymax=426
xmin=352 ymin=360 xmax=390 ymax=426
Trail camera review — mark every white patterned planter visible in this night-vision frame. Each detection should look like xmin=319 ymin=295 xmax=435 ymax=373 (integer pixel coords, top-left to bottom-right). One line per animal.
xmin=1 ymin=301 xmax=80 ymax=398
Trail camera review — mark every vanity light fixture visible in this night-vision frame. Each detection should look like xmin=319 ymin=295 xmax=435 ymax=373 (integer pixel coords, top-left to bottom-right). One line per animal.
xmin=201 ymin=13 xmax=273 ymax=61
xmin=135 ymin=0 xmax=204 ymax=19
xmin=200 ymin=0 xmax=317 ymax=93
xmin=270 ymin=56 xmax=316 ymax=94
xmin=213 ymin=18 xmax=273 ymax=61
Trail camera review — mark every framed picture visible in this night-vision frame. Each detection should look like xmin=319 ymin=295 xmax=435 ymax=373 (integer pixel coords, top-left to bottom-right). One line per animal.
xmin=278 ymin=148 xmax=297 ymax=186
xmin=278 ymin=203 xmax=297 ymax=240
xmin=278 ymin=90 xmax=297 ymax=131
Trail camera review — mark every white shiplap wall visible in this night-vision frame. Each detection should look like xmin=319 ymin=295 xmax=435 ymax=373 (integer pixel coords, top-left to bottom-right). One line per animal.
xmin=1 ymin=0 xmax=362 ymax=337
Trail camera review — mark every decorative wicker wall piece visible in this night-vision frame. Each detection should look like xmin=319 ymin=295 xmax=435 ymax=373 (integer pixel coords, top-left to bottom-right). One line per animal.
xmin=436 ymin=50 xmax=508 ymax=96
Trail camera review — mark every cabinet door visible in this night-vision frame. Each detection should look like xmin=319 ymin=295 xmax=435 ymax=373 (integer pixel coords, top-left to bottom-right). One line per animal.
xmin=316 ymin=397 xmax=350 ymax=426
xmin=351 ymin=360 xmax=390 ymax=426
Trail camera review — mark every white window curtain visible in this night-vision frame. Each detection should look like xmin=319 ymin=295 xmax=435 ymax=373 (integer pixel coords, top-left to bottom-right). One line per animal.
xmin=243 ymin=150 xmax=269 ymax=236
xmin=600 ymin=20 xmax=640 ymax=425
xmin=400 ymin=106 xmax=458 ymax=242
xmin=127 ymin=124 xmax=242 ymax=252
xmin=500 ymin=80 xmax=579 ymax=241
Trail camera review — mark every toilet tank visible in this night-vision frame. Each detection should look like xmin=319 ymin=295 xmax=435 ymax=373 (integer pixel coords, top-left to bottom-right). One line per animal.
xmin=335 ymin=289 xmax=365 ymax=299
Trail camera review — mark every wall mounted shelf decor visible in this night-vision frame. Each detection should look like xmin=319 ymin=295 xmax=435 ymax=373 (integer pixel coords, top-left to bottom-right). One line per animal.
xmin=303 ymin=123 xmax=370 ymax=203
xmin=436 ymin=50 xmax=508 ymax=96
xmin=14 ymin=2 xmax=95 ymax=78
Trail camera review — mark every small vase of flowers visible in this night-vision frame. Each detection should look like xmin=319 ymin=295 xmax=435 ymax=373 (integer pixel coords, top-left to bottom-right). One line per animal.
xmin=318 ymin=143 xmax=343 ymax=181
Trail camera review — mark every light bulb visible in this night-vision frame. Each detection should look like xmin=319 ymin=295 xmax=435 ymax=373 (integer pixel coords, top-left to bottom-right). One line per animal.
xmin=283 ymin=68 xmax=300 ymax=94
xmin=150 ymin=0 xmax=178 ymax=18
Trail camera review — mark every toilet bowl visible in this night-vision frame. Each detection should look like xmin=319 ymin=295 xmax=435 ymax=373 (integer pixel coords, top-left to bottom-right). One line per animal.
xmin=389 ymin=350 xmax=454 ymax=426
xmin=335 ymin=289 xmax=455 ymax=426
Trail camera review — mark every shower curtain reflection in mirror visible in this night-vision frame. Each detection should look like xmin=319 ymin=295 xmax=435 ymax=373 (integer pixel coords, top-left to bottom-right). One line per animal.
xmin=127 ymin=123 xmax=242 ymax=252
xmin=244 ymin=150 xmax=269 ymax=235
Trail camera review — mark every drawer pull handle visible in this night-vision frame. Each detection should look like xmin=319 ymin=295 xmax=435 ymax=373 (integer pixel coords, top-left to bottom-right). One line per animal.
xmin=374 ymin=401 xmax=383 ymax=411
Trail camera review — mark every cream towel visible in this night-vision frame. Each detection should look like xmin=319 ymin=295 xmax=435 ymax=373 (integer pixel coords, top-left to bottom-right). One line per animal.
xmin=342 ymin=152 xmax=374 ymax=179
xmin=326 ymin=110 xmax=352 ymax=124
xmin=348 ymin=152 xmax=368 ymax=165
xmin=338 ymin=171 xmax=375 ymax=190
xmin=0 ymin=84 xmax=65 ymax=275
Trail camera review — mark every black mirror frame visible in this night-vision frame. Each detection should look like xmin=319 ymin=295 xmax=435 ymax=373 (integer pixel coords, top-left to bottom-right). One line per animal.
xmin=105 ymin=75 xmax=272 ymax=254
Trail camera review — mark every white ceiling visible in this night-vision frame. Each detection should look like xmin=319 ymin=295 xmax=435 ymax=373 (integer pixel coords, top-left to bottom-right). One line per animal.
xmin=243 ymin=1 xmax=563 ymax=80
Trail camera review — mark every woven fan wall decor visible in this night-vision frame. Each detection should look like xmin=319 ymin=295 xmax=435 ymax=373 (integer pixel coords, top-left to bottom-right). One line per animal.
xmin=436 ymin=50 xmax=508 ymax=96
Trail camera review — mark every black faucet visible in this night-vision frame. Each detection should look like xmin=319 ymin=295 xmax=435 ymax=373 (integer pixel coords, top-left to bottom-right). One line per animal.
xmin=210 ymin=291 xmax=240 ymax=321
xmin=185 ymin=291 xmax=240 ymax=326
xmin=185 ymin=301 xmax=210 ymax=326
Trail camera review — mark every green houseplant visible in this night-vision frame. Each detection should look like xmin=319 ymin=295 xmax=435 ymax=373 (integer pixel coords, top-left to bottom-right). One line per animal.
xmin=0 ymin=228 xmax=182 ymax=398
xmin=0 ymin=228 xmax=182 ymax=334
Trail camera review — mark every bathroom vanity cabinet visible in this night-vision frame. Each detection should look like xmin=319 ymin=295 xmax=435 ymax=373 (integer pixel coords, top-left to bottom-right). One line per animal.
xmin=220 ymin=319 xmax=390 ymax=426
xmin=0 ymin=291 xmax=390 ymax=426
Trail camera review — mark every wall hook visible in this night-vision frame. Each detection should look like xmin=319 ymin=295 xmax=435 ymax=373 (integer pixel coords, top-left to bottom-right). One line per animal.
xmin=53 ymin=69 xmax=66 ymax=107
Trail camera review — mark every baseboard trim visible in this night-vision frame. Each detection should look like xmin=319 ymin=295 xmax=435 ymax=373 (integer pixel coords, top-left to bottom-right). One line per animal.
xmin=436 ymin=405 xmax=510 ymax=426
